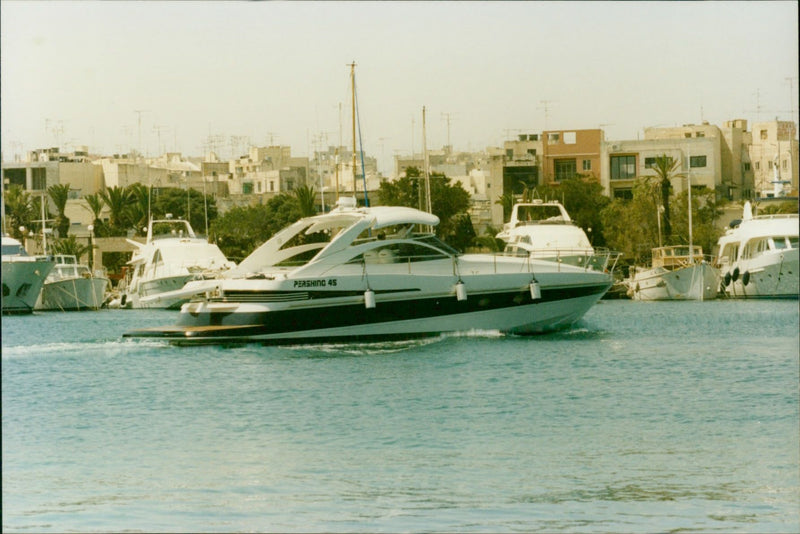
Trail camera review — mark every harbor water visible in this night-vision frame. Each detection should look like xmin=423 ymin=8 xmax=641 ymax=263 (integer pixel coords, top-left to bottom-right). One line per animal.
xmin=2 ymin=300 xmax=799 ymax=532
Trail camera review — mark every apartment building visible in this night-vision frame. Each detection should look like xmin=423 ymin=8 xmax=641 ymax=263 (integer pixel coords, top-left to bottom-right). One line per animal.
xmin=749 ymin=120 xmax=799 ymax=197
xmin=541 ymin=129 xmax=603 ymax=184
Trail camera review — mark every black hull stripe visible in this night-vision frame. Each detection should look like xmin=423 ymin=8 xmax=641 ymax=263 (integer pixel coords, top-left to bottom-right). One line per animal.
xmin=127 ymin=283 xmax=609 ymax=340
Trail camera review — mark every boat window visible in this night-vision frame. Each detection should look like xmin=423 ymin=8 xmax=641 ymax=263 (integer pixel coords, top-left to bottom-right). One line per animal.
xmin=347 ymin=241 xmax=452 ymax=264
xmin=2 ymin=244 xmax=25 ymax=255
xmin=772 ymin=237 xmax=788 ymax=250
xmin=152 ymin=249 xmax=164 ymax=267
xmin=416 ymin=235 xmax=460 ymax=256
xmin=278 ymin=227 xmax=332 ymax=251
xmin=788 ymin=237 xmax=798 ymax=249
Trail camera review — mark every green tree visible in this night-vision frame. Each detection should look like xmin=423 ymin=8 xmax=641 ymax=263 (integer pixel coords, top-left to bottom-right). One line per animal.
xmin=127 ymin=183 xmax=152 ymax=236
xmin=50 ymin=234 xmax=90 ymax=262
xmin=47 ymin=183 xmax=71 ymax=238
xmin=152 ymin=187 xmax=218 ymax=235
xmin=448 ymin=212 xmax=477 ymax=252
xmin=473 ymin=225 xmax=506 ymax=252
xmin=600 ymin=178 xmax=662 ymax=266
xmin=82 ymin=193 xmax=108 ymax=237
xmin=100 ymin=186 xmax=133 ymax=236
xmin=757 ymin=201 xmax=798 ymax=215
xmin=3 ymin=185 xmax=34 ymax=240
xmin=496 ymin=192 xmax=516 ymax=223
xmin=669 ymin=186 xmax=724 ymax=254
xmin=651 ymin=154 xmax=682 ymax=239
xmin=210 ymin=194 xmax=301 ymax=261
xmin=377 ymin=167 xmax=471 ymax=243
xmin=293 ymin=184 xmax=317 ymax=217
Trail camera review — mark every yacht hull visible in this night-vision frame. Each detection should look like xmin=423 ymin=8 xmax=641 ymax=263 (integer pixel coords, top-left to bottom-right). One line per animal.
xmin=125 ymin=278 xmax=611 ymax=345
xmin=36 ymin=277 xmax=109 ymax=311
xmin=629 ymin=263 xmax=719 ymax=301
xmin=723 ymin=248 xmax=799 ymax=299
xmin=123 ymin=274 xmax=196 ymax=309
xmin=2 ymin=259 xmax=54 ymax=314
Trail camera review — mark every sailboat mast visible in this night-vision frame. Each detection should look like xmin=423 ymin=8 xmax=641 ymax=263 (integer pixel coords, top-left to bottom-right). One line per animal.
xmin=350 ymin=62 xmax=357 ymax=197
xmin=40 ymin=191 xmax=48 ymax=255
xmin=687 ymin=150 xmax=693 ymax=263
xmin=422 ymin=106 xmax=432 ymax=215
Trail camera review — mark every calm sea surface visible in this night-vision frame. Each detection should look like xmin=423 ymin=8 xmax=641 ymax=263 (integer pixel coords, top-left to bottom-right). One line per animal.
xmin=2 ymin=300 xmax=798 ymax=533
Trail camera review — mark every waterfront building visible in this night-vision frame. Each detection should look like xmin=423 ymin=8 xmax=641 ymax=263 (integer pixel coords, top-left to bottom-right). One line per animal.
xmin=748 ymin=120 xmax=799 ymax=197
xmin=541 ymin=129 xmax=603 ymax=185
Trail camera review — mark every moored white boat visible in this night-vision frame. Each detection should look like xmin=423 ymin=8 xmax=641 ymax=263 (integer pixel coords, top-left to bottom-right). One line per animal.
xmin=125 ymin=199 xmax=618 ymax=345
xmin=120 ymin=217 xmax=235 ymax=309
xmin=35 ymin=254 xmax=109 ymax=311
xmin=628 ymin=245 xmax=720 ymax=301
xmin=2 ymin=235 xmax=55 ymax=314
xmin=716 ymin=201 xmax=798 ymax=299
xmin=496 ymin=200 xmax=600 ymax=268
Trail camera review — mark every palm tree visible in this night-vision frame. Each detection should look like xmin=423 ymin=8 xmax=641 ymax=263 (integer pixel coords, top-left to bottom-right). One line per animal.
xmin=50 ymin=234 xmax=90 ymax=261
xmin=82 ymin=192 xmax=107 ymax=236
xmin=48 ymin=183 xmax=71 ymax=238
xmin=127 ymin=183 xmax=151 ymax=235
xmin=650 ymin=154 xmax=682 ymax=239
xmin=99 ymin=185 xmax=133 ymax=236
xmin=495 ymin=192 xmax=516 ymax=223
xmin=293 ymin=184 xmax=317 ymax=217
xmin=4 ymin=185 xmax=33 ymax=240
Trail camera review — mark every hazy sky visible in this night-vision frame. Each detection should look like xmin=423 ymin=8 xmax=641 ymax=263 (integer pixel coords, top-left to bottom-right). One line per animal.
xmin=2 ymin=1 xmax=798 ymax=174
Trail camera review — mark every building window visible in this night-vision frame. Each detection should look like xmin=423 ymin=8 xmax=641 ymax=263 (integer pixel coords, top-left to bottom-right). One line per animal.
xmin=684 ymin=133 xmax=691 ymax=138
xmin=548 ymin=133 xmax=560 ymax=144
xmin=743 ymin=162 xmax=751 ymax=171
xmin=269 ymin=181 xmax=275 ymax=192
xmin=695 ymin=132 xmax=704 ymax=138
xmin=554 ymin=159 xmax=576 ymax=181
xmin=530 ymin=134 xmax=539 ymax=141
xmin=760 ymin=129 xmax=768 ymax=140
xmin=644 ymin=157 xmax=656 ymax=168
xmin=564 ymin=132 xmax=576 ymax=144
xmin=610 ymin=155 xmax=636 ymax=180
xmin=613 ymin=188 xmax=633 ymax=200
xmin=32 ymin=168 xmax=47 ymax=190
xmin=242 ymin=182 xmax=253 ymax=194
xmin=755 ymin=162 xmax=760 ymax=170
xmin=506 ymin=149 xmax=513 ymax=158
xmin=582 ymin=159 xmax=592 ymax=171
xmin=783 ymin=160 xmax=788 ymax=170
xmin=527 ymin=149 xmax=537 ymax=156
xmin=690 ymin=155 xmax=707 ymax=168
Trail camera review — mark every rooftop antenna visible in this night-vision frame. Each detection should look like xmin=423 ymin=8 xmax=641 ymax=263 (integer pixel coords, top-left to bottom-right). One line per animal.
xmin=538 ymin=100 xmax=556 ymax=130
xmin=133 ymin=109 xmax=150 ymax=160
xmin=441 ymin=112 xmax=458 ymax=149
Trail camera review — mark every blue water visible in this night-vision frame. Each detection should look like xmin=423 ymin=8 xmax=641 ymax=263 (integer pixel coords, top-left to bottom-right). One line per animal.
xmin=2 ymin=300 xmax=798 ymax=532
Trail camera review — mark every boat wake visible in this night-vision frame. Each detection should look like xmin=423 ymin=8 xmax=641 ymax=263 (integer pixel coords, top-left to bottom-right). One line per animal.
xmin=284 ymin=335 xmax=448 ymax=356
xmin=1 ymin=339 xmax=168 ymax=359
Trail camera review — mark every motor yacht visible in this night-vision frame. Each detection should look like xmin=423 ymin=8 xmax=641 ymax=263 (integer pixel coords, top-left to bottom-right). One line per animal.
xmin=627 ymin=245 xmax=720 ymax=301
xmin=2 ymin=234 xmax=54 ymax=314
xmin=716 ymin=201 xmax=798 ymax=298
xmin=35 ymin=254 xmax=109 ymax=311
xmin=125 ymin=199 xmax=618 ymax=345
xmin=120 ymin=217 xmax=235 ymax=309
xmin=496 ymin=200 xmax=601 ymax=269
